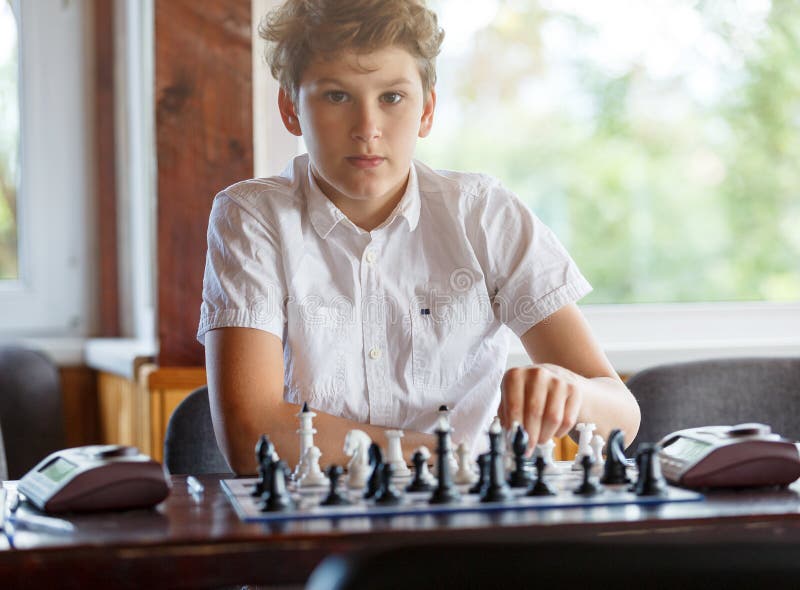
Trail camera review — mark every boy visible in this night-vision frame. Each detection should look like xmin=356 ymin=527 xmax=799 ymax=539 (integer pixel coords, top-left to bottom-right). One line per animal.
xmin=198 ymin=0 xmax=640 ymax=475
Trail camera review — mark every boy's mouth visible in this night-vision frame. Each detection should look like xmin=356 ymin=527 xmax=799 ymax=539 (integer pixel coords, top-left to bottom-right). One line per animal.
xmin=346 ymin=155 xmax=386 ymax=169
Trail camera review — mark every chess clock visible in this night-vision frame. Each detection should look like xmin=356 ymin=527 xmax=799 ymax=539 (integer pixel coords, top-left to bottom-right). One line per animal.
xmin=658 ymin=423 xmax=800 ymax=489
xmin=18 ymin=445 xmax=169 ymax=513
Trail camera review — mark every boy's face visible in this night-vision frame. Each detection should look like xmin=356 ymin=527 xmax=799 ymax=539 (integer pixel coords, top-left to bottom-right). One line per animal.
xmin=279 ymin=46 xmax=435 ymax=218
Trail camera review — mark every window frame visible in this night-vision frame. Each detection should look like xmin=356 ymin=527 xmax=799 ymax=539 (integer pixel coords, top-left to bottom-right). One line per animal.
xmin=0 ymin=0 xmax=92 ymax=337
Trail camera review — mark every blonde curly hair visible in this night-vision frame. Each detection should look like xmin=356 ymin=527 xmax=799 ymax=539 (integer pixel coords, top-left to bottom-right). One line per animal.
xmin=259 ymin=0 xmax=445 ymax=102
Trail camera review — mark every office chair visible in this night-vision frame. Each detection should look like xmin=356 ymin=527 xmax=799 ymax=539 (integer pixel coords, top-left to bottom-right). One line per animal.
xmin=163 ymin=385 xmax=233 ymax=475
xmin=626 ymin=357 xmax=800 ymax=453
xmin=0 ymin=346 xmax=66 ymax=479
xmin=306 ymin=540 xmax=800 ymax=590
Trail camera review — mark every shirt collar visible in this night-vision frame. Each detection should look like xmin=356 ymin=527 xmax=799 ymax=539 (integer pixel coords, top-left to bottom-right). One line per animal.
xmin=305 ymin=160 xmax=422 ymax=240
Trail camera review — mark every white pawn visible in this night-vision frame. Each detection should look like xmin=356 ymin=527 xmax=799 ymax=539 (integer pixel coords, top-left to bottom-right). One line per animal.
xmin=343 ymin=429 xmax=371 ymax=489
xmin=298 ymin=446 xmax=327 ymax=487
xmin=454 ymin=442 xmax=477 ymax=485
xmin=590 ymin=434 xmax=605 ymax=474
xmin=385 ymin=430 xmax=411 ymax=477
xmin=572 ymin=422 xmax=596 ymax=470
xmin=533 ymin=439 xmax=558 ymax=474
xmin=415 ymin=445 xmax=436 ymax=485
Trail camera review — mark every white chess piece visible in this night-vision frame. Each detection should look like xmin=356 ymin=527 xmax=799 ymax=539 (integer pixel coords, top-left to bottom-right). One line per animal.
xmin=385 ymin=430 xmax=411 ymax=477
xmin=454 ymin=442 xmax=477 ymax=485
xmin=293 ymin=402 xmax=317 ymax=480
xmin=534 ymin=439 xmax=558 ymax=474
xmin=590 ymin=434 xmax=605 ymax=474
xmin=343 ymin=429 xmax=372 ymax=489
xmin=414 ymin=445 xmax=436 ymax=485
xmin=572 ymin=422 xmax=596 ymax=470
xmin=298 ymin=446 xmax=327 ymax=487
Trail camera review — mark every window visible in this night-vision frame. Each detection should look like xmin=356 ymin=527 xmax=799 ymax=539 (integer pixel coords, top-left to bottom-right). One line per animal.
xmin=421 ymin=0 xmax=800 ymax=306
xmin=0 ymin=0 xmax=91 ymax=336
xmin=0 ymin=0 xmax=18 ymax=280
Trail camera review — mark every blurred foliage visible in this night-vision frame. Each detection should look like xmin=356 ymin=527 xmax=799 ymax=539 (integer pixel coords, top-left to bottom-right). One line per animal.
xmin=0 ymin=0 xmax=18 ymax=280
xmin=419 ymin=0 xmax=800 ymax=303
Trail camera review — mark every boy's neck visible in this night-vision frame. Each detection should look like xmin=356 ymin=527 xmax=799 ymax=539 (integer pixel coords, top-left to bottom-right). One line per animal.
xmin=313 ymin=172 xmax=410 ymax=233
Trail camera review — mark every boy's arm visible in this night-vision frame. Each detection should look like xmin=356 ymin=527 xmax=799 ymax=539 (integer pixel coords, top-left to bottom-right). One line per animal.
xmin=205 ymin=327 xmax=436 ymax=475
xmin=499 ymin=303 xmax=641 ymax=450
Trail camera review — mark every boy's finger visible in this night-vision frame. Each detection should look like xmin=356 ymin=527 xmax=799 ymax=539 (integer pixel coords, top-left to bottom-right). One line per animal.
xmin=500 ymin=369 xmax=524 ymax=428
xmin=555 ymin=385 xmax=581 ymax=438
xmin=523 ymin=376 xmax=546 ymax=447
xmin=538 ymin=381 xmax=566 ymax=444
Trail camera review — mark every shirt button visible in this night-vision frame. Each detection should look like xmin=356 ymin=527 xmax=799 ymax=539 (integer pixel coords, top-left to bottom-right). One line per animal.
xmin=369 ymin=347 xmax=381 ymax=360
xmin=365 ymin=251 xmax=377 ymax=263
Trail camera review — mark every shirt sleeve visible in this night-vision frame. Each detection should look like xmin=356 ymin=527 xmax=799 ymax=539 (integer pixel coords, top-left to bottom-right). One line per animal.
xmin=196 ymin=192 xmax=286 ymax=345
xmin=467 ymin=179 xmax=592 ymax=338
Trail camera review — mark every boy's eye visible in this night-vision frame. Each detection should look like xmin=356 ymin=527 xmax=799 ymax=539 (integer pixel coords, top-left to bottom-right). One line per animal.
xmin=381 ymin=92 xmax=403 ymax=105
xmin=325 ymin=91 xmax=348 ymax=104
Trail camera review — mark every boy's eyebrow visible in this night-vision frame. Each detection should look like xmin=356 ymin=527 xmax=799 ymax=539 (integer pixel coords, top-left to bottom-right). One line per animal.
xmin=313 ymin=77 xmax=415 ymax=87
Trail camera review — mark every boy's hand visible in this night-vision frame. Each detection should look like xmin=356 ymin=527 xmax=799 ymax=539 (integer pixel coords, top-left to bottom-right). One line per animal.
xmin=499 ymin=364 xmax=584 ymax=452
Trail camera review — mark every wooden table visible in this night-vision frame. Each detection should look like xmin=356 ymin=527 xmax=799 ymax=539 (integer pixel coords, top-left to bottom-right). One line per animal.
xmin=2 ymin=475 xmax=800 ymax=589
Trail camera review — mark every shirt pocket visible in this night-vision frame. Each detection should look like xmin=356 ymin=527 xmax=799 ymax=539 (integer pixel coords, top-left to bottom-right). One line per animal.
xmin=410 ymin=288 xmax=483 ymax=390
xmin=286 ymin=301 xmax=348 ymax=414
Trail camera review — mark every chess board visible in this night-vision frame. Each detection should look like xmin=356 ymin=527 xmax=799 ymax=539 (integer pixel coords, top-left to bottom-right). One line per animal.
xmin=221 ymin=462 xmax=703 ymax=523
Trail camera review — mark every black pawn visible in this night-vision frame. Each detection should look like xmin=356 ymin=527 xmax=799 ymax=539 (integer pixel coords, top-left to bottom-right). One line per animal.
xmin=508 ymin=425 xmax=531 ymax=488
xmin=633 ymin=444 xmax=669 ymax=497
xmin=364 ymin=443 xmax=384 ymax=499
xmin=600 ymin=429 xmax=631 ymax=485
xmin=480 ymin=426 xmax=512 ymax=503
xmin=261 ymin=460 xmax=295 ymax=512
xmin=527 ymin=456 xmax=556 ymax=497
xmin=573 ymin=454 xmax=600 ymax=496
xmin=429 ymin=422 xmax=461 ymax=505
xmin=468 ymin=453 xmax=490 ymax=494
xmin=320 ymin=465 xmax=351 ymax=506
xmin=374 ymin=463 xmax=403 ymax=506
xmin=406 ymin=451 xmax=433 ymax=492
xmin=252 ymin=434 xmax=274 ymax=497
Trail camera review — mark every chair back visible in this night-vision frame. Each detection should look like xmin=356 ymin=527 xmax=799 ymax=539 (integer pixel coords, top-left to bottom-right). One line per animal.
xmin=163 ymin=385 xmax=233 ymax=475
xmin=0 ymin=346 xmax=66 ymax=479
xmin=627 ymin=357 xmax=800 ymax=453
xmin=0 ymin=421 xmax=7 ymax=481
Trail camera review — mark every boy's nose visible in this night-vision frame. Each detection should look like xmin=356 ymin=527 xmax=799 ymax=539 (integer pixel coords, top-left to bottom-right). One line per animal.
xmin=351 ymin=105 xmax=382 ymax=142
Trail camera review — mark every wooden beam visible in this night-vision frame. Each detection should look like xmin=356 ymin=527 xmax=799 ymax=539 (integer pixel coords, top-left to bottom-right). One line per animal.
xmin=93 ymin=0 xmax=120 ymax=337
xmin=155 ymin=0 xmax=253 ymax=365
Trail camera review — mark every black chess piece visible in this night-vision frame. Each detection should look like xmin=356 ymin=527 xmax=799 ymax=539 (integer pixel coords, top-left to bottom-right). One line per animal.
xmin=374 ymin=463 xmax=403 ymax=506
xmin=364 ymin=443 xmax=384 ymax=499
xmin=633 ymin=444 xmax=669 ymax=497
xmin=406 ymin=450 xmax=433 ymax=492
xmin=320 ymin=465 xmax=351 ymax=506
xmin=527 ymin=456 xmax=556 ymax=496
xmin=508 ymin=424 xmax=531 ymax=488
xmin=480 ymin=425 xmax=512 ymax=503
xmin=429 ymin=419 xmax=461 ymax=505
xmin=468 ymin=453 xmax=490 ymax=494
xmin=261 ymin=460 xmax=295 ymax=512
xmin=573 ymin=454 xmax=600 ymax=496
xmin=600 ymin=429 xmax=631 ymax=485
xmin=253 ymin=435 xmax=275 ymax=498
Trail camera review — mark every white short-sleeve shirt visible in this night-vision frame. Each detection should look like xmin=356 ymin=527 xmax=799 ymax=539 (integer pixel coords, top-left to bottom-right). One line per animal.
xmin=198 ymin=154 xmax=591 ymax=451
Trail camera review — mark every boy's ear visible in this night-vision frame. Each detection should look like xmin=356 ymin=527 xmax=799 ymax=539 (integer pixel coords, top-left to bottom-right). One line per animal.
xmin=278 ymin=87 xmax=303 ymax=136
xmin=418 ymin=89 xmax=436 ymax=139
